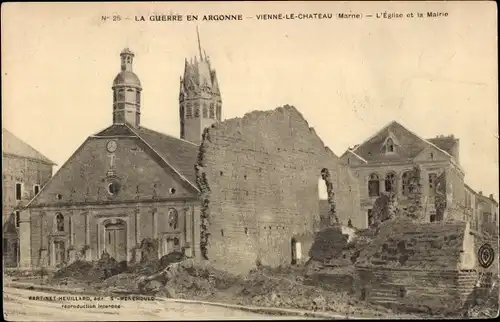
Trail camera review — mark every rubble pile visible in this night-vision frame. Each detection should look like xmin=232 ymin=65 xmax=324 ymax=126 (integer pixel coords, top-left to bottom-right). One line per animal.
xmin=51 ymin=255 xmax=128 ymax=285
xmin=100 ymin=272 xmax=144 ymax=293
xmin=355 ymin=218 xmax=466 ymax=270
xmin=237 ymin=268 xmax=379 ymax=315
xmin=309 ymin=226 xmax=350 ymax=263
xmin=467 ymin=280 xmax=500 ymax=318
xmin=137 ymin=258 xmax=241 ymax=299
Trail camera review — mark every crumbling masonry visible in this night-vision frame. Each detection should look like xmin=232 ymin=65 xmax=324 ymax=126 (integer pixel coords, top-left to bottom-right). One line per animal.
xmin=320 ymin=168 xmax=339 ymax=225
xmin=194 ymin=105 xmax=361 ymax=274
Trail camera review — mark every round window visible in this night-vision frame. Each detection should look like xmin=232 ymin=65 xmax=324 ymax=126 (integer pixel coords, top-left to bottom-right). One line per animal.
xmin=107 ymin=181 xmax=121 ymax=196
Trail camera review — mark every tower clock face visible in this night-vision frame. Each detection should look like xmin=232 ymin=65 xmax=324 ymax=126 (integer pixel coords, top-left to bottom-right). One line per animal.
xmin=107 ymin=140 xmax=117 ymax=153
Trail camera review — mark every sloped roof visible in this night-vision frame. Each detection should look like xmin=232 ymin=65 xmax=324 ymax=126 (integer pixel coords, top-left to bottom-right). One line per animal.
xmin=2 ymin=128 xmax=56 ymax=165
xmin=350 ymin=121 xmax=454 ymax=163
xmin=427 ymin=136 xmax=458 ymax=156
xmin=133 ymin=126 xmax=199 ymax=186
xmin=356 ymin=219 xmax=467 ymax=270
xmin=93 ymin=124 xmax=199 ymax=188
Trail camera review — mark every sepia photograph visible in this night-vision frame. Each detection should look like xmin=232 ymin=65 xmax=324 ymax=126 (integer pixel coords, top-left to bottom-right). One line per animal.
xmin=2 ymin=1 xmax=498 ymax=320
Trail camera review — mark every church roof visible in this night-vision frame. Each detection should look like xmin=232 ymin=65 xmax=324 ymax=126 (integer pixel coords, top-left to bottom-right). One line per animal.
xmin=93 ymin=124 xmax=199 ymax=189
xmin=2 ymin=128 xmax=56 ymax=165
xmin=120 ymin=47 xmax=134 ymax=56
xmin=113 ymin=70 xmax=142 ymax=88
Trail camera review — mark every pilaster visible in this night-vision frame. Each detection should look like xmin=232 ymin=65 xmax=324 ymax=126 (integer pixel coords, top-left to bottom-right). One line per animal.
xmin=19 ymin=210 xmax=31 ymax=268
xmin=135 ymin=208 xmax=141 ymax=246
xmin=183 ymin=207 xmax=193 ymax=257
xmin=85 ymin=212 xmax=92 ymax=260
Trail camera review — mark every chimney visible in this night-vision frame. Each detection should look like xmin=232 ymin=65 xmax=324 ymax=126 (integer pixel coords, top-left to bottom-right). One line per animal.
xmin=479 ymin=191 xmax=483 ymax=196
xmin=489 ymin=194 xmax=494 ymax=199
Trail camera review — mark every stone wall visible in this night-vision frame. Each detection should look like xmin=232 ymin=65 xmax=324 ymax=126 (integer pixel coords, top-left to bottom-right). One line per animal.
xmin=196 ymin=105 xmax=360 ymax=274
xmin=356 ymin=219 xmax=470 ymax=270
xmin=2 ymin=155 xmax=53 ymax=216
xmin=357 ymin=267 xmax=477 ymax=315
xmin=3 ymin=155 xmax=53 ymax=267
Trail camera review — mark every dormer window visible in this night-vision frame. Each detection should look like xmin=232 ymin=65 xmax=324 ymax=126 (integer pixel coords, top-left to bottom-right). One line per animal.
xmin=386 ymin=138 xmax=394 ymax=153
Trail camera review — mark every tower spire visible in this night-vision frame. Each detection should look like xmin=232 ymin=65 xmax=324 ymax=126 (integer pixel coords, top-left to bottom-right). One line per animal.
xmin=196 ymin=26 xmax=203 ymax=62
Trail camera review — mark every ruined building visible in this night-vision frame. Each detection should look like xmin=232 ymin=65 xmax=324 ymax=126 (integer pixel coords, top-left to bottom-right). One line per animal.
xmin=196 ymin=106 xmax=361 ymax=273
xmin=2 ymin=128 xmax=55 ymax=267
xmin=21 ymin=39 xmax=360 ymax=274
xmin=340 ymin=121 xmax=468 ymax=228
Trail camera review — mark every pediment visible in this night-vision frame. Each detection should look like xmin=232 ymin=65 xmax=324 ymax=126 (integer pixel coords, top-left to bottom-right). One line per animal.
xmin=28 ymin=136 xmax=197 ymax=208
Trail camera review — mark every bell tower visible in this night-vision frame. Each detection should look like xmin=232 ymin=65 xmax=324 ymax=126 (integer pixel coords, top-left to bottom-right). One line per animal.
xmin=179 ymin=28 xmax=222 ymax=144
xmin=112 ymin=48 xmax=142 ymax=128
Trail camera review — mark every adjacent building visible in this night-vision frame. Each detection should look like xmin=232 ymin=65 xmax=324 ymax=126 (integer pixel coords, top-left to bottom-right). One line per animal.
xmin=465 ymin=184 xmax=499 ymax=236
xmin=340 ymin=121 xmax=466 ymax=228
xmin=340 ymin=121 xmax=498 ymax=234
xmin=2 ymin=128 xmax=55 ymax=267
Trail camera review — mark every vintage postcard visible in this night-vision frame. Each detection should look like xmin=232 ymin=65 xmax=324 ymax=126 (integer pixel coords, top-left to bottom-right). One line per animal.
xmin=2 ymin=1 xmax=498 ymax=320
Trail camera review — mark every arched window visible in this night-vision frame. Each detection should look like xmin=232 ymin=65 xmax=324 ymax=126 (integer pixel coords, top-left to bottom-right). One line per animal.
xmin=386 ymin=138 xmax=394 ymax=153
xmin=368 ymin=173 xmax=380 ymax=197
xmin=385 ymin=173 xmax=396 ymax=192
xmin=168 ymin=209 xmax=178 ymax=230
xmin=202 ymin=104 xmax=208 ymax=118
xmin=401 ymin=171 xmax=411 ymax=196
xmin=136 ymin=91 xmax=141 ymax=104
xmin=194 ymin=105 xmax=200 ymax=118
xmin=318 ymin=177 xmax=328 ymax=200
xmin=56 ymin=213 xmax=64 ymax=232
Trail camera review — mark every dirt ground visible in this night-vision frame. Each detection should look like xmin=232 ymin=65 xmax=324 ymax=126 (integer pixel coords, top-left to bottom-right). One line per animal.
xmin=19 ymin=257 xmax=408 ymax=318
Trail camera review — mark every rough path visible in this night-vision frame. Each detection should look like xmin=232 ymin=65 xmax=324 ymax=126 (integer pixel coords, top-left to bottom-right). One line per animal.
xmin=3 ymin=286 xmax=313 ymax=321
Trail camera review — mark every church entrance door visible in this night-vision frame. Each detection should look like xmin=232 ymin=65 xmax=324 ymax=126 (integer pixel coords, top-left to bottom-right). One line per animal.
xmin=105 ymin=221 xmax=127 ymax=262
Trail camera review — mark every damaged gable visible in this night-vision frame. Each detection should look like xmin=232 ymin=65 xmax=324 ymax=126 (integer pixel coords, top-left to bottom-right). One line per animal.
xmin=195 ymin=105 xmax=361 ymax=274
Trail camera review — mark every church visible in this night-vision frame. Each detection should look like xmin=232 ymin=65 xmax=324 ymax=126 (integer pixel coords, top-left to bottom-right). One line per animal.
xmin=20 ymin=38 xmax=222 ymax=269
xmin=20 ymin=35 xmax=361 ymax=274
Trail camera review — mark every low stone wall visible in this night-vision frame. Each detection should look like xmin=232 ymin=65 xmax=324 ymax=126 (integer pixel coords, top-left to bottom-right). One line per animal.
xmin=356 ymin=267 xmax=477 ymax=315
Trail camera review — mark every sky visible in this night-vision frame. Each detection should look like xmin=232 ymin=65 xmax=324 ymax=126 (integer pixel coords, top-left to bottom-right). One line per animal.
xmin=2 ymin=2 xmax=498 ymax=197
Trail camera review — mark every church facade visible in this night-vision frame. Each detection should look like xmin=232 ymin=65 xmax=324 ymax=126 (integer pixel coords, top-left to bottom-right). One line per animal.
xmin=21 ymin=43 xmax=216 ymax=269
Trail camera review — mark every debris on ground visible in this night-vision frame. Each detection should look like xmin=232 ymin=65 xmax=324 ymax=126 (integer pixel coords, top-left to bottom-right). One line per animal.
xmin=467 ymin=280 xmax=500 ymax=318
